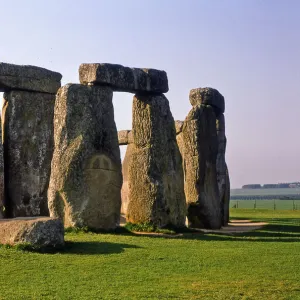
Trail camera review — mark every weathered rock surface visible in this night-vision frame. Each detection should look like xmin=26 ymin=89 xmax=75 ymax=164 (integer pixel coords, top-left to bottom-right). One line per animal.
xmin=216 ymin=113 xmax=230 ymax=225
xmin=189 ymin=88 xmax=225 ymax=115
xmin=222 ymin=164 xmax=230 ymax=225
xmin=2 ymin=91 xmax=55 ymax=218
xmin=0 ymin=62 xmax=62 ymax=94
xmin=182 ymin=104 xmax=222 ymax=229
xmin=0 ymin=116 xmax=3 ymax=219
xmin=0 ymin=217 xmax=64 ymax=248
xmin=118 ymin=130 xmax=133 ymax=145
xmin=79 ymin=63 xmax=169 ymax=94
xmin=126 ymin=94 xmax=186 ymax=227
xmin=48 ymin=84 xmax=122 ymax=230
xmin=121 ymin=144 xmax=134 ymax=215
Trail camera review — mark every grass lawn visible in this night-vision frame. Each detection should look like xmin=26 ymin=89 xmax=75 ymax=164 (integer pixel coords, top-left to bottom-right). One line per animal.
xmin=0 ymin=209 xmax=299 ymax=299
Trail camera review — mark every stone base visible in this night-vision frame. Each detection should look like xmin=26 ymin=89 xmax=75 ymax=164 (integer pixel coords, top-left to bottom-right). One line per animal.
xmin=0 ymin=217 xmax=64 ymax=248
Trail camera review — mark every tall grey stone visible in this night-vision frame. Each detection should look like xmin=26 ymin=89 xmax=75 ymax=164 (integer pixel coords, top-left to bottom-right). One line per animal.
xmin=126 ymin=94 xmax=186 ymax=228
xmin=182 ymin=103 xmax=222 ymax=229
xmin=2 ymin=91 xmax=55 ymax=217
xmin=216 ymin=113 xmax=230 ymax=225
xmin=0 ymin=114 xmax=3 ymax=219
xmin=48 ymin=84 xmax=122 ymax=230
xmin=0 ymin=62 xmax=62 ymax=94
xmin=79 ymin=63 xmax=168 ymax=94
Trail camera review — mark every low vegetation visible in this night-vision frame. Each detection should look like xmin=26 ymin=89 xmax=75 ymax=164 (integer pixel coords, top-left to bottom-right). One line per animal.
xmin=0 ymin=209 xmax=299 ymax=299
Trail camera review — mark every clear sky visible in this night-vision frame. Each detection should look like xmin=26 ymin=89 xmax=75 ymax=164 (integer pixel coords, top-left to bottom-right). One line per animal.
xmin=1 ymin=0 xmax=300 ymax=188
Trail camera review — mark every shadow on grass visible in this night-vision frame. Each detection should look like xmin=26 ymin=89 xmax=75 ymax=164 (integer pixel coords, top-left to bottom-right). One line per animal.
xmin=63 ymin=241 xmax=141 ymax=255
xmin=178 ymin=222 xmax=300 ymax=243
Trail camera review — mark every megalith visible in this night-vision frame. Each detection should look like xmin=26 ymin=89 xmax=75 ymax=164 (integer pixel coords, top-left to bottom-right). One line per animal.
xmin=126 ymin=94 xmax=186 ymax=228
xmin=0 ymin=63 xmax=62 ymax=218
xmin=0 ymin=115 xmax=4 ymax=219
xmin=182 ymin=88 xmax=224 ymax=229
xmin=216 ymin=113 xmax=230 ymax=225
xmin=0 ymin=62 xmax=62 ymax=94
xmin=48 ymin=84 xmax=122 ymax=230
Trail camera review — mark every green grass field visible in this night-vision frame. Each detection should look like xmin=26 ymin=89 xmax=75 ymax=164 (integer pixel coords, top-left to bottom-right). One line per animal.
xmin=0 ymin=209 xmax=299 ymax=299
xmin=230 ymin=199 xmax=300 ymax=210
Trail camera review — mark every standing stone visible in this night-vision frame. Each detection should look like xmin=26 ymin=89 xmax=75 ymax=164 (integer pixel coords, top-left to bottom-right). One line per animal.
xmin=2 ymin=91 xmax=56 ymax=217
xmin=0 ymin=62 xmax=62 ymax=94
xmin=216 ymin=113 xmax=230 ymax=225
xmin=126 ymin=94 xmax=186 ymax=228
xmin=48 ymin=84 xmax=122 ymax=230
xmin=120 ymin=143 xmax=134 ymax=215
xmin=0 ymin=115 xmax=3 ymax=219
xmin=223 ymin=165 xmax=230 ymax=225
xmin=182 ymin=103 xmax=221 ymax=229
xmin=189 ymin=88 xmax=225 ymax=116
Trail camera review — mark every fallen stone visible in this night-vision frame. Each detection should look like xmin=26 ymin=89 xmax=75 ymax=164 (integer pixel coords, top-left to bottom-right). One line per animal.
xmin=126 ymin=93 xmax=186 ymax=228
xmin=48 ymin=84 xmax=122 ymax=230
xmin=79 ymin=63 xmax=169 ymax=94
xmin=182 ymin=104 xmax=222 ymax=229
xmin=2 ymin=91 xmax=55 ymax=218
xmin=0 ymin=62 xmax=62 ymax=94
xmin=189 ymin=88 xmax=225 ymax=115
xmin=0 ymin=217 xmax=64 ymax=248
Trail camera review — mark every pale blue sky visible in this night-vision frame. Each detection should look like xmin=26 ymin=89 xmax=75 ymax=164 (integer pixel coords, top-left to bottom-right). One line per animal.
xmin=1 ymin=0 xmax=300 ymax=188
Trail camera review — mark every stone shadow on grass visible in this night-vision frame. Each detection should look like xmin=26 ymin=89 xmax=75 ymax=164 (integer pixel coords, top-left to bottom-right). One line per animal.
xmin=127 ymin=222 xmax=300 ymax=243
xmin=63 ymin=241 xmax=141 ymax=255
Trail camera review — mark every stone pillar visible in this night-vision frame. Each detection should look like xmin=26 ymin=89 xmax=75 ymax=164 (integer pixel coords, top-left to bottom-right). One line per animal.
xmin=126 ymin=94 xmax=186 ymax=228
xmin=0 ymin=63 xmax=62 ymax=218
xmin=118 ymin=130 xmax=133 ymax=215
xmin=216 ymin=114 xmax=230 ymax=225
xmin=182 ymin=88 xmax=225 ymax=229
xmin=0 ymin=115 xmax=4 ymax=219
xmin=2 ymin=92 xmax=55 ymax=217
xmin=48 ymin=84 xmax=122 ymax=230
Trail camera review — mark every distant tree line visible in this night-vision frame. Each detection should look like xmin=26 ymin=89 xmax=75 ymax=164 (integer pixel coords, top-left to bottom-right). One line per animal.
xmin=231 ymin=194 xmax=300 ymax=200
xmin=242 ymin=182 xmax=300 ymax=189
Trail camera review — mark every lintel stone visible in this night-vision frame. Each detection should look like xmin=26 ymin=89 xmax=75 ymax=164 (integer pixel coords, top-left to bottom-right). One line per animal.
xmin=0 ymin=62 xmax=62 ymax=94
xmin=79 ymin=63 xmax=169 ymax=94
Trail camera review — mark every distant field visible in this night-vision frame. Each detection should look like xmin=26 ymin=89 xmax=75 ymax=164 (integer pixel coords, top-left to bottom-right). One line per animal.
xmin=230 ymin=199 xmax=300 ymax=210
xmin=231 ymin=188 xmax=300 ymax=196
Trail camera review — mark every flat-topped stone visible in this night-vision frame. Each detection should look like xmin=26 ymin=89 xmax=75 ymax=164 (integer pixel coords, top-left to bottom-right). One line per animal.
xmin=0 ymin=62 xmax=62 ymax=94
xmin=0 ymin=217 xmax=64 ymax=248
xmin=189 ymin=88 xmax=225 ymax=115
xmin=79 ymin=63 xmax=169 ymax=94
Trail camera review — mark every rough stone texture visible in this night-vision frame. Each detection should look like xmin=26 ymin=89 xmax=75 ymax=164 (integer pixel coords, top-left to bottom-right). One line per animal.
xmin=216 ymin=113 xmax=230 ymax=226
xmin=2 ymin=91 xmax=55 ymax=218
xmin=222 ymin=164 xmax=230 ymax=226
xmin=79 ymin=63 xmax=169 ymax=94
xmin=0 ymin=62 xmax=62 ymax=94
xmin=175 ymin=120 xmax=184 ymax=135
xmin=121 ymin=144 xmax=134 ymax=215
xmin=118 ymin=130 xmax=133 ymax=145
xmin=182 ymin=104 xmax=222 ymax=229
xmin=48 ymin=84 xmax=122 ymax=230
xmin=126 ymin=94 xmax=186 ymax=227
xmin=189 ymin=88 xmax=225 ymax=115
xmin=0 ymin=115 xmax=3 ymax=219
xmin=0 ymin=217 xmax=64 ymax=248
